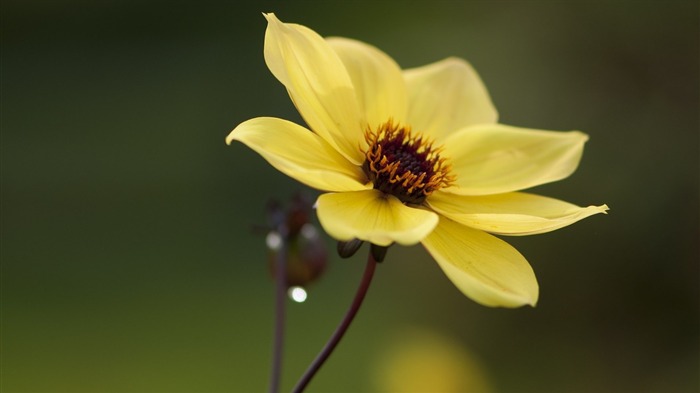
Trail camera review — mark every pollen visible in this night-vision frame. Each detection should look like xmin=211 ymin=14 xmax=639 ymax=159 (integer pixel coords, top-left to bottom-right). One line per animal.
xmin=362 ymin=120 xmax=454 ymax=205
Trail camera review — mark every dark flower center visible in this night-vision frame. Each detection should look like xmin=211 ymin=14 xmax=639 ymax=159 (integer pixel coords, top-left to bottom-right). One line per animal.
xmin=362 ymin=120 xmax=453 ymax=204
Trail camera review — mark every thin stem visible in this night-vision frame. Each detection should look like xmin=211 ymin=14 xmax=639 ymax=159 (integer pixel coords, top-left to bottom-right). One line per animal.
xmin=269 ymin=232 xmax=287 ymax=393
xmin=292 ymin=250 xmax=378 ymax=393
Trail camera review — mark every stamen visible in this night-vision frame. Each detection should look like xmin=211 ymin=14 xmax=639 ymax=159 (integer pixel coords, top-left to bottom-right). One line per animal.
xmin=362 ymin=120 xmax=454 ymax=204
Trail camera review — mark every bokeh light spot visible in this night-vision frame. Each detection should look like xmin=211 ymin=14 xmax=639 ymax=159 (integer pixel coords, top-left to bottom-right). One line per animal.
xmin=266 ymin=231 xmax=282 ymax=251
xmin=288 ymin=286 xmax=307 ymax=303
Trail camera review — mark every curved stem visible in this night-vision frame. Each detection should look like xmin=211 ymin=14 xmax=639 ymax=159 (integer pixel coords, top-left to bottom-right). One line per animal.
xmin=269 ymin=234 xmax=287 ymax=393
xmin=292 ymin=251 xmax=378 ymax=393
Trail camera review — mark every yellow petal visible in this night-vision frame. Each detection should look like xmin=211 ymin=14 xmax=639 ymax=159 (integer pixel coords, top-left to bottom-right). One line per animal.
xmin=428 ymin=191 xmax=609 ymax=236
xmin=316 ymin=189 xmax=438 ymax=246
xmin=326 ymin=37 xmax=407 ymax=130
xmin=443 ymin=124 xmax=588 ymax=195
xmin=263 ymin=13 xmax=365 ymax=164
xmin=422 ymin=217 xmax=538 ymax=307
xmin=227 ymin=117 xmax=368 ymax=192
xmin=403 ymin=57 xmax=498 ymax=143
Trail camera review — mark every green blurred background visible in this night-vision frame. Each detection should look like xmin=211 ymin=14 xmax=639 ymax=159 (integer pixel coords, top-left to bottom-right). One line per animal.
xmin=2 ymin=1 xmax=698 ymax=392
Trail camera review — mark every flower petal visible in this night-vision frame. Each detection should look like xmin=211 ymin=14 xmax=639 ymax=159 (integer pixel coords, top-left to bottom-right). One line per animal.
xmin=263 ymin=13 xmax=365 ymax=164
xmin=428 ymin=191 xmax=609 ymax=236
xmin=326 ymin=37 xmax=408 ymax=129
xmin=422 ymin=217 xmax=539 ymax=307
xmin=403 ymin=57 xmax=498 ymax=142
xmin=443 ymin=124 xmax=588 ymax=195
xmin=227 ymin=117 xmax=369 ymax=192
xmin=316 ymin=189 xmax=439 ymax=246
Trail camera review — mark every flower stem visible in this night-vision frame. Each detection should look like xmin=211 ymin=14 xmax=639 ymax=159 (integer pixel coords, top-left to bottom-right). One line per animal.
xmin=269 ymin=233 xmax=287 ymax=393
xmin=291 ymin=250 xmax=378 ymax=393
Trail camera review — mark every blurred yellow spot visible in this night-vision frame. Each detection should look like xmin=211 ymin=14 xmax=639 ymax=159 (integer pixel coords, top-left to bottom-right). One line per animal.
xmin=372 ymin=327 xmax=493 ymax=393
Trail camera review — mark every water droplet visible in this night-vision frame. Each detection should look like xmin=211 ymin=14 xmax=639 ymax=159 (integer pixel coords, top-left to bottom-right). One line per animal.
xmin=288 ymin=286 xmax=308 ymax=303
xmin=300 ymin=224 xmax=318 ymax=240
xmin=266 ymin=231 xmax=282 ymax=251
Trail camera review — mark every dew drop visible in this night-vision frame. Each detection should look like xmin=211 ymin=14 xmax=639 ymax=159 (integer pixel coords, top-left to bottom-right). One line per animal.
xmin=300 ymin=224 xmax=318 ymax=240
xmin=266 ymin=231 xmax=282 ymax=251
xmin=288 ymin=286 xmax=308 ymax=303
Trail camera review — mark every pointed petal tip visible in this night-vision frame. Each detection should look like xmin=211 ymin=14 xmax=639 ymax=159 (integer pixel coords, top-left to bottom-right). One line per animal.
xmin=225 ymin=130 xmax=235 ymax=145
xmin=472 ymin=289 xmax=539 ymax=308
xmin=562 ymin=130 xmax=589 ymax=145
xmin=263 ymin=13 xmax=283 ymax=30
xmin=504 ymin=287 xmax=539 ymax=308
xmin=525 ymin=295 xmax=538 ymax=308
xmin=503 ymin=283 xmax=539 ymax=308
xmin=573 ymin=130 xmax=589 ymax=141
xmin=225 ymin=123 xmax=246 ymax=145
xmin=587 ymin=203 xmax=610 ymax=216
xmin=472 ymin=292 xmax=538 ymax=308
xmin=479 ymin=287 xmax=538 ymax=308
xmin=491 ymin=291 xmax=539 ymax=308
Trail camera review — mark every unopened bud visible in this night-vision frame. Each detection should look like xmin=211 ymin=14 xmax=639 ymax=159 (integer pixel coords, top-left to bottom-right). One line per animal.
xmin=337 ymin=239 xmax=364 ymax=258
xmin=265 ymin=193 xmax=328 ymax=288
xmin=370 ymin=244 xmax=390 ymax=263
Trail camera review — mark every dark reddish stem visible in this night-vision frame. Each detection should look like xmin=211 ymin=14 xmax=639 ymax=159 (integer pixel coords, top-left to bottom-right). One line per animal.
xmin=269 ymin=231 xmax=287 ymax=393
xmin=291 ymin=251 xmax=378 ymax=393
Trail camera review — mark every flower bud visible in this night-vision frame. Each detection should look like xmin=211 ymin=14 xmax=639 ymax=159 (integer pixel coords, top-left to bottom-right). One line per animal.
xmin=265 ymin=193 xmax=328 ymax=288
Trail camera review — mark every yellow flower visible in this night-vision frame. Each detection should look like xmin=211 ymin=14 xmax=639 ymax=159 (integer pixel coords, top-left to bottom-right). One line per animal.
xmin=227 ymin=13 xmax=608 ymax=308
